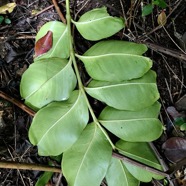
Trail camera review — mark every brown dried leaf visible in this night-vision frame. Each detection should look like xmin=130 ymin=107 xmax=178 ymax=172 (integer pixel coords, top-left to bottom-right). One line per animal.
xmin=34 ymin=31 xmax=53 ymax=58
xmin=162 ymin=137 xmax=186 ymax=163
xmin=157 ymin=11 xmax=167 ymax=26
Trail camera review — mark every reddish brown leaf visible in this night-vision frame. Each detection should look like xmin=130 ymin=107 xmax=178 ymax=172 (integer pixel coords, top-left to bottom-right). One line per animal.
xmin=162 ymin=137 xmax=186 ymax=163
xmin=34 ymin=31 xmax=53 ymax=58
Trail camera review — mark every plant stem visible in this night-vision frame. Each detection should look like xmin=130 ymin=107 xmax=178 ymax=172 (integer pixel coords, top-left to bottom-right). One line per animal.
xmin=0 ymin=155 xmax=169 ymax=178
xmin=0 ymin=160 xmax=61 ymax=173
xmin=65 ymin=0 xmax=115 ymax=150
xmin=0 ymin=91 xmax=35 ymax=117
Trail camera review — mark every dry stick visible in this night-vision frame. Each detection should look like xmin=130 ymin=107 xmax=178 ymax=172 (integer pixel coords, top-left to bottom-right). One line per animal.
xmin=74 ymin=0 xmax=91 ymax=20
xmin=0 ymin=152 xmax=169 ymax=177
xmin=161 ymin=55 xmax=186 ymax=89
xmin=160 ymin=97 xmax=180 ymax=135
xmin=55 ymin=173 xmax=63 ymax=186
xmin=0 ymin=91 xmax=35 ymax=117
xmin=149 ymin=143 xmax=175 ymax=186
xmin=52 ymin=0 xmax=66 ymax=24
xmin=164 ymin=78 xmax=173 ymax=103
xmin=35 ymin=0 xmax=64 ymax=17
xmin=35 ymin=4 xmax=55 ymax=16
xmin=162 ymin=26 xmax=186 ymax=55
xmin=178 ymin=61 xmax=184 ymax=99
xmin=149 ymin=142 xmax=169 ymax=171
xmin=0 ymin=35 xmax=35 ymax=40
xmin=7 ymin=148 xmax=26 ymax=186
xmin=143 ymin=42 xmax=186 ymax=62
xmin=0 ymin=161 xmax=61 ymax=173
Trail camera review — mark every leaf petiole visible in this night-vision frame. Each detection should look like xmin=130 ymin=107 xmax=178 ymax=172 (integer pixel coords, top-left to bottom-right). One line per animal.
xmin=65 ymin=0 xmax=116 ymax=150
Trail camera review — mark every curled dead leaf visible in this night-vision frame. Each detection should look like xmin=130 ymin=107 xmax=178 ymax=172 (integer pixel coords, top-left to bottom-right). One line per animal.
xmin=34 ymin=31 xmax=53 ymax=58
xmin=162 ymin=137 xmax=186 ymax=163
xmin=157 ymin=11 xmax=167 ymax=26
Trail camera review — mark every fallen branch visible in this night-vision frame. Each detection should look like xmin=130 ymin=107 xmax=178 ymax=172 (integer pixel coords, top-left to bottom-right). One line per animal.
xmin=143 ymin=41 xmax=186 ymax=62
xmin=0 ymin=160 xmax=61 ymax=173
xmin=52 ymin=0 xmax=66 ymax=24
xmin=35 ymin=0 xmax=65 ymax=18
xmin=0 ymin=91 xmax=35 ymax=117
xmin=0 ymin=152 xmax=169 ymax=177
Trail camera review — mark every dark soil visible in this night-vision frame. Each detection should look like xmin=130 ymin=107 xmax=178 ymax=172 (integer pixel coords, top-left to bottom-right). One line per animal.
xmin=0 ymin=0 xmax=186 ymax=185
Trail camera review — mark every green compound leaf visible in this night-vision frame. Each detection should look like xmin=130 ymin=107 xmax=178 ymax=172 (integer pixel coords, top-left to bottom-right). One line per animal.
xmin=85 ymin=70 xmax=159 ymax=111
xmin=35 ymin=171 xmax=53 ymax=186
xmin=29 ymin=90 xmax=89 ymax=156
xmin=72 ymin=7 xmax=124 ymax=41
xmin=106 ymin=157 xmax=140 ymax=186
xmin=99 ymin=102 xmax=163 ymax=142
xmin=35 ymin=21 xmax=69 ymax=59
xmin=62 ymin=122 xmax=112 ymax=186
xmin=20 ymin=58 xmax=77 ymax=110
xmin=116 ymin=140 xmax=164 ymax=182
xmin=77 ymin=40 xmax=151 ymax=82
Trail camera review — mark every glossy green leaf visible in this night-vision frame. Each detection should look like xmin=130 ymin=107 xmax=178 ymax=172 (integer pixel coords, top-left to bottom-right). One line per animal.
xmin=106 ymin=157 xmax=140 ymax=186
xmin=35 ymin=21 xmax=69 ymax=59
xmin=62 ymin=122 xmax=112 ymax=186
xmin=85 ymin=71 xmax=159 ymax=111
xmin=72 ymin=7 xmax=124 ymax=41
xmin=142 ymin=4 xmax=154 ymax=16
xmin=76 ymin=40 xmax=151 ymax=82
xmin=29 ymin=90 xmax=89 ymax=156
xmin=35 ymin=171 xmax=53 ymax=186
xmin=153 ymin=0 xmax=167 ymax=8
xmin=20 ymin=58 xmax=77 ymax=110
xmin=116 ymin=140 xmax=164 ymax=182
xmin=99 ymin=102 xmax=163 ymax=142
xmin=4 ymin=18 xmax=11 ymax=24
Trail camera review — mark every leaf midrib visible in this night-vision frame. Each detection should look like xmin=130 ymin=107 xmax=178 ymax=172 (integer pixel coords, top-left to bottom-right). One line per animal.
xmin=99 ymin=118 xmax=158 ymax=122
xmin=76 ymin=16 xmax=111 ymax=25
xmin=74 ymin=124 xmax=97 ymax=185
xmin=25 ymin=60 xmax=70 ymax=100
xmin=49 ymin=28 xmax=68 ymax=57
xmin=78 ymin=53 xmax=148 ymax=59
xmin=86 ymin=83 xmax=155 ymax=89
xmin=119 ymin=161 xmax=129 ymax=186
